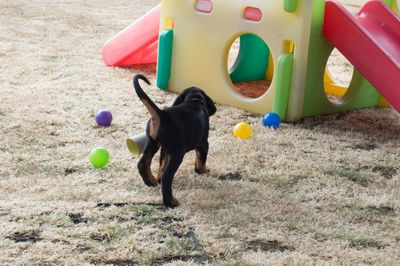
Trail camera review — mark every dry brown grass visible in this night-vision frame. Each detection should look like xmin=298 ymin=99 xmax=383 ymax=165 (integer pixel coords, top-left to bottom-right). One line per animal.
xmin=1 ymin=1 xmax=400 ymax=265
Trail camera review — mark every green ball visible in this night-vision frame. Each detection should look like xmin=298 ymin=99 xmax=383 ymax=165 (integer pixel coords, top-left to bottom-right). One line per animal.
xmin=89 ymin=147 xmax=110 ymax=168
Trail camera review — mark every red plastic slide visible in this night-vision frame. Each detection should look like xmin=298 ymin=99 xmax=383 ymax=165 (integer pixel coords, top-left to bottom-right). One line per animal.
xmin=102 ymin=4 xmax=160 ymax=66
xmin=323 ymin=0 xmax=400 ymax=112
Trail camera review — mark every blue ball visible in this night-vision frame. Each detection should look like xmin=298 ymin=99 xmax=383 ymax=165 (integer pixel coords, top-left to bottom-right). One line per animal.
xmin=262 ymin=112 xmax=281 ymax=128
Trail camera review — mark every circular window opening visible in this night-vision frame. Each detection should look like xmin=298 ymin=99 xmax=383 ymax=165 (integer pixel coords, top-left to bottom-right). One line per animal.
xmin=324 ymin=48 xmax=354 ymax=104
xmin=227 ymin=34 xmax=273 ymax=99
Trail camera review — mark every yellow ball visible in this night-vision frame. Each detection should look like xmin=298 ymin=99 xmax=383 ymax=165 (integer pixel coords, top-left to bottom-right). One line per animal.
xmin=233 ymin=122 xmax=252 ymax=139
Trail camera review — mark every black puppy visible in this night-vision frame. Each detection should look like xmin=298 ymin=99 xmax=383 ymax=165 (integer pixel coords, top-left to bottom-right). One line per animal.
xmin=133 ymin=74 xmax=216 ymax=208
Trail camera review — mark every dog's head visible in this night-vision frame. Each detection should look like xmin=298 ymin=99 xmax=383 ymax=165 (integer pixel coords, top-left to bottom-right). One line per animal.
xmin=173 ymin=87 xmax=216 ymax=116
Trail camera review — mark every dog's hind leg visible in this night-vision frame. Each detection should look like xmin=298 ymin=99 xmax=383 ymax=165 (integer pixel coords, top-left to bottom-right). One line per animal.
xmin=137 ymin=137 xmax=160 ymax=187
xmin=195 ymin=140 xmax=209 ymax=174
xmin=160 ymin=152 xmax=184 ymax=208
xmin=157 ymin=147 xmax=169 ymax=184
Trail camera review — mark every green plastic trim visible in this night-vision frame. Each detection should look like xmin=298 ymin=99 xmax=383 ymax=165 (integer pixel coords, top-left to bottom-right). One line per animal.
xmin=157 ymin=30 xmax=173 ymax=90
xmin=273 ymin=53 xmax=294 ymax=120
xmin=229 ymin=34 xmax=270 ymax=83
xmin=383 ymin=0 xmax=394 ymax=6
xmin=301 ymin=0 xmax=382 ymax=119
xmin=284 ymin=0 xmax=298 ymax=13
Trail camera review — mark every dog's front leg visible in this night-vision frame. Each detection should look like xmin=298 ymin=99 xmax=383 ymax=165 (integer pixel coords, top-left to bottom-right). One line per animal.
xmin=160 ymin=152 xmax=184 ymax=208
xmin=137 ymin=137 xmax=160 ymax=187
xmin=195 ymin=140 xmax=209 ymax=174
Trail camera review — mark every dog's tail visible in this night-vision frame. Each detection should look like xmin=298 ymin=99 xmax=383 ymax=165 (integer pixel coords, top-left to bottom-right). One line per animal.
xmin=133 ymin=74 xmax=162 ymax=119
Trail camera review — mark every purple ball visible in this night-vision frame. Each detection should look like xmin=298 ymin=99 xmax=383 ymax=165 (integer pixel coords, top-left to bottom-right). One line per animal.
xmin=95 ymin=109 xmax=113 ymax=127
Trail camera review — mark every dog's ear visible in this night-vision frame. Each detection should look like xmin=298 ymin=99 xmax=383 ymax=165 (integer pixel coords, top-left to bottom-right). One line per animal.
xmin=203 ymin=93 xmax=216 ymax=116
xmin=172 ymin=89 xmax=190 ymax=106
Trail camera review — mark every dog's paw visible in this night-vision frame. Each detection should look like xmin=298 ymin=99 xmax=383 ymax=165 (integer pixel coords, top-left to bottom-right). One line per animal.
xmin=142 ymin=177 xmax=159 ymax=187
xmin=195 ymin=167 xmax=209 ymax=175
xmin=138 ymin=161 xmax=159 ymax=186
xmin=164 ymin=197 xmax=180 ymax=208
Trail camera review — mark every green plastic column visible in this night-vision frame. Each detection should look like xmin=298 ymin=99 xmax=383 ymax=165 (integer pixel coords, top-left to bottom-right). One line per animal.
xmin=284 ymin=0 xmax=297 ymax=13
xmin=157 ymin=30 xmax=173 ymax=90
xmin=273 ymin=53 xmax=294 ymax=120
xmin=229 ymin=34 xmax=270 ymax=83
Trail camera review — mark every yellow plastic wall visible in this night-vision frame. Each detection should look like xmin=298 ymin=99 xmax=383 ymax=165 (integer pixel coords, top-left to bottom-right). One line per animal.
xmin=160 ymin=0 xmax=316 ymax=119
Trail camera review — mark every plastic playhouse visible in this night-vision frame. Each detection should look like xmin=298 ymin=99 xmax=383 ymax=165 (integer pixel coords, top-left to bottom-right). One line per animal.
xmin=102 ymin=0 xmax=400 ymax=122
